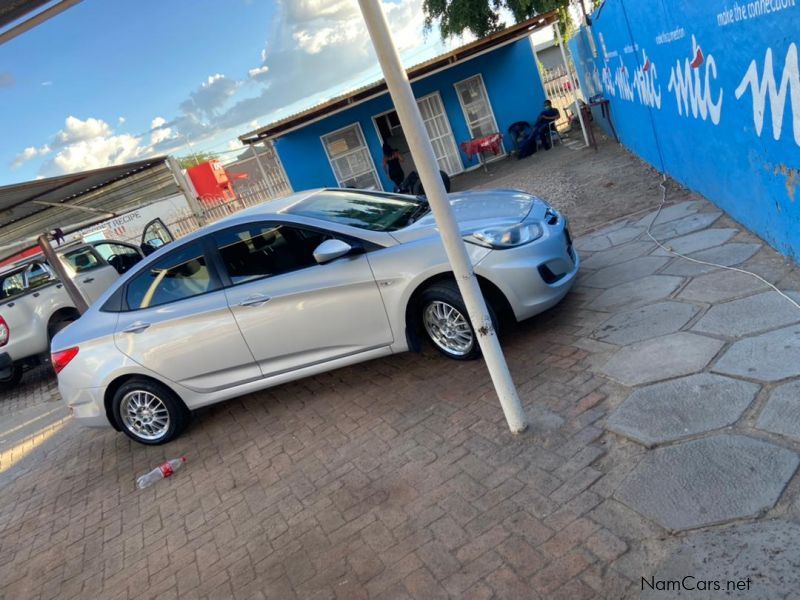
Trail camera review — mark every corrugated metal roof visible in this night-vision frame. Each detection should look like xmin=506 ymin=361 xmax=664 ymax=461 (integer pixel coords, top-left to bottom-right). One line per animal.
xmin=239 ymin=11 xmax=559 ymax=144
xmin=0 ymin=157 xmax=179 ymax=260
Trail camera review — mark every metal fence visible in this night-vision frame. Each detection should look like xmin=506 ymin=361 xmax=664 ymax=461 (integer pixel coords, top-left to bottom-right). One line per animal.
xmin=542 ymin=65 xmax=581 ymax=129
xmin=169 ymin=142 xmax=293 ymax=238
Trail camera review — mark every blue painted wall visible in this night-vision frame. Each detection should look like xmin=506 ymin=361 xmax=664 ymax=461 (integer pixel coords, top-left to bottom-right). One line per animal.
xmin=275 ymin=37 xmax=548 ymax=192
xmin=569 ymin=0 xmax=800 ymax=260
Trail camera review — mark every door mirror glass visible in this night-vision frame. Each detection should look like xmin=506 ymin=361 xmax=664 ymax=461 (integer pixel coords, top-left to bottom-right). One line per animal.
xmin=313 ymin=239 xmax=352 ymax=264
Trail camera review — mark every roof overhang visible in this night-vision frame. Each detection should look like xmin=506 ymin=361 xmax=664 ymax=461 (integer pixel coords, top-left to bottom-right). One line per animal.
xmin=1 ymin=0 xmax=83 ymax=46
xmin=239 ymin=11 xmax=559 ymax=144
xmin=0 ymin=157 xmax=179 ymax=261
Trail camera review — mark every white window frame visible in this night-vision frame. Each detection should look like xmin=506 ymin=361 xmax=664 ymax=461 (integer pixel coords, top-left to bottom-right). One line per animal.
xmin=454 ymin=73 xmax=506 ymax=160
xmin=320 ymin=122 xmax=383 ymax=191
xmin=371 ymin=92 xmax=464 ymax=177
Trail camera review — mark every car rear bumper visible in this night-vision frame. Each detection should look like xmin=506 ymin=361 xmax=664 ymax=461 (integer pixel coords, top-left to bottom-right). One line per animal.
xmin=60 ymin=384 xmax=111 ymax=428
xmin=0 ymin=352 xmax=12 ymax=370
xmin=476 ymin=223 xmax=579 ymax=321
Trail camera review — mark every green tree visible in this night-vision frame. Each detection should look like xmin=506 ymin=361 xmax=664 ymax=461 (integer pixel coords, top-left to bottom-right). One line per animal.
xmin=177 ymin=152 xmax=218 ymax=169
xmin=422 ymin=0 xmax=576 ymax=40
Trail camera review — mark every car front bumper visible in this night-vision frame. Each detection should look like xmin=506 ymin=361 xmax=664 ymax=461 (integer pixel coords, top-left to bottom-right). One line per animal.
xmin=476 ymin=222 xmax=579 ymax=321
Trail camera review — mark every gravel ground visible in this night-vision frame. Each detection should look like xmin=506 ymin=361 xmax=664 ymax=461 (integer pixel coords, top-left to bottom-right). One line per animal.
xmin=452 ymin=128 xmax=695 ymax=236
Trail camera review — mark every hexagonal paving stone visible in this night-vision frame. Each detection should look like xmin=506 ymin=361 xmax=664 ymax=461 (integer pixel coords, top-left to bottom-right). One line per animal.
xmin=582 ymin=241 xmax=656 ymax=270
xmin=583 ymin=256 xmax=671 ymax=289
xmin=678 ymin=269 xmax=769 ymax=303
xmin=615 ymin=435 xmax=799 ymax=531
xmin=606 ymin=374 xmax=760 ymax=447
xmin=713 ymin=325 xmax=800 ymax=382
xmin=593 ymin=301 xmax=699 ymax=346
xmin=756 ymin=381 xmax=800 ymax=442
xmin=643 ymin=520 xmax=800 ymax=598
xmin=649 ymin=210 xmax=722 ymax=240
xmin=693 ymin=292 xmax=800 ymax=337
xmin=606 ymin=226 xmax=645 ymax=246
xmin=590 ymin=275 xmax=684 ymax=312
xmin=600 ymin=332 xmax=724 ymax=386
xmin=637 ymin=201 xmax=702 ymax=228
xmin=574 ymin=234 xmax=612 ymax=252
xmin=661 ymin=243 xmax=762 ymax=277
xmin=652 ymin=228 xmax=738 ymax=256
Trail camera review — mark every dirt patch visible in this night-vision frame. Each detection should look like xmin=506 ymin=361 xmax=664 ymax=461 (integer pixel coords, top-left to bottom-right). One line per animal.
xmin=452 ymin=126 xmax=697 ymax=236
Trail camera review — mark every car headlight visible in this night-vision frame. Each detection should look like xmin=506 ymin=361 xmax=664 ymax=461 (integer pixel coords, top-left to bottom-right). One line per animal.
xmin=467 ymin=222 xmax=544 ymax=249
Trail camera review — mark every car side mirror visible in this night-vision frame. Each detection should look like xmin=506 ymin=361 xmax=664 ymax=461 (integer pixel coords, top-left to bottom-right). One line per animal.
xmin=313 ymin=239 xmax=353 ymax=264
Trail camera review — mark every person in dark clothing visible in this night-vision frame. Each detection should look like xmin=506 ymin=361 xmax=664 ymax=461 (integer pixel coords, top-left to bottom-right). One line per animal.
xmin=382 ymin=141 xmax=405 ymax=191
xmin=531 ymin=100 xmax=561 ymax=151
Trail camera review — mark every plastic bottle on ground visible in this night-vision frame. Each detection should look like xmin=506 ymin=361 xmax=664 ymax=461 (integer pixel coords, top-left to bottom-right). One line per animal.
xmin=136 ymin=457 xmax=187 ymax=489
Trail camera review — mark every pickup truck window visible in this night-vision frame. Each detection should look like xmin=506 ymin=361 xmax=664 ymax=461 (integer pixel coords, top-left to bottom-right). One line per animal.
xmin=0 ymin=271 xmax=25 ymax=300
xmin=63 ymin=247 xmax=101 ymax=273
xmin=25 ymin=263 xmax=54 ymax=289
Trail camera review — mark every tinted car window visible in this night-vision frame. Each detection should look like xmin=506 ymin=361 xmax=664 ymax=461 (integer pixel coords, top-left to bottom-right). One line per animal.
xmin=126 ymin=242 xmax=216 ymax=309
xmin=286 ymin=190 xmax=426 ymax=232
xmin=215 ymin=224 xmax=331 ymax=285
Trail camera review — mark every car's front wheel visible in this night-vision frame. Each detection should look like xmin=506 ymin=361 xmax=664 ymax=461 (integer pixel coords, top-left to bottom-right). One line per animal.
xmin=112 ymin=378 xmax=190 ymax=445
xmin=419 ymin=281 xmax=496 ymax=360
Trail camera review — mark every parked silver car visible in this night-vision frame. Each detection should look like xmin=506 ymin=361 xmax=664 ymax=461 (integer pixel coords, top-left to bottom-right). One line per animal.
xmin=53 ymin=188 xmax=579 ymax=444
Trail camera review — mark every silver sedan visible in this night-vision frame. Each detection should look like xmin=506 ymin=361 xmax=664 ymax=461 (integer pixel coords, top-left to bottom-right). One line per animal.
xmin=52 ymin=188 xmax=579 ymax=444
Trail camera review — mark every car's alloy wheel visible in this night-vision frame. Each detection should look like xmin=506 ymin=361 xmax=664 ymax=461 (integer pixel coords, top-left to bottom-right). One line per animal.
xmin=418 ymin=281 xmax=492 ymax=360
xmin=113 ymin=378 xmax=189 ymax=445
xmin=120 ymin=390 xmax=171 ymax=442
xmin=423 ymin=300 xmax=474 ymax=357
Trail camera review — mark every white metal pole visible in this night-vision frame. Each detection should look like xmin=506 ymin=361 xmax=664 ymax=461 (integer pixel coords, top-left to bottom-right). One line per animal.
xmin=357 ymin=0 xmax=527 ymax=433
xmin=555 ymin=23 xmax=590 ymax=147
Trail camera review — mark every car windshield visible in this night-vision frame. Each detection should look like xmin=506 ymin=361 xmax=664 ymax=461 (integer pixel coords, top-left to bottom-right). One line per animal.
xmin=286 ymin=190 xmax=429 ymax=232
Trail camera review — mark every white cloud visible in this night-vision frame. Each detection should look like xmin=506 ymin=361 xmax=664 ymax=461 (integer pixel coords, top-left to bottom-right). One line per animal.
xmin=150 ymin=116 xmax=173 ymax=145
xmin=118 ymin=116 xmax=126 ymax=125
xmin=248 ymin=65 xmax=270 ymax=80
xmin=41 ymin=80 xmax=53 ymax=87
xmin=11 ymin=144 xmax=52 ymax=169
xmin=227 ymin=140 xmax=242 ymax=150
xmin=180 ymin=73 xmax=240 ymax=119
xmin=55 ymin=115 xmax=112 ymax=146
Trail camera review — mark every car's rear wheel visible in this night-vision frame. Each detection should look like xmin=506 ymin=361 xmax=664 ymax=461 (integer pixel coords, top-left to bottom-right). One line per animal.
xmin=112 ymin=378 xmax=190 ymax=445
xmin=0 ymin=363 xmax=23 ymax=392
xmin=419 ymin=281 xmax=496 ymax=360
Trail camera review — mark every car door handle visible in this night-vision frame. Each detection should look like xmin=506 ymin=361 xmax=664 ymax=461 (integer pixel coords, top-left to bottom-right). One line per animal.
xmin=83 ymin=277 xmax=95 ymax=283
xmin=239 ymin=295 xmax=271 ymax=307
xmin=122 ymin=321 xmax=151 ymax=334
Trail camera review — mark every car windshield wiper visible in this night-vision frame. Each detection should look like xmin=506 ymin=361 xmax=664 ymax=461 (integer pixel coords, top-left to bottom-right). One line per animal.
xmin=406 ymin=197 xmax=430 ymax=224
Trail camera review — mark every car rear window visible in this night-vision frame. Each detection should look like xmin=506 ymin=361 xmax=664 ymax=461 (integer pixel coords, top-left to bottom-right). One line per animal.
xmin=286 ymin=190 xmax=424 ymax=232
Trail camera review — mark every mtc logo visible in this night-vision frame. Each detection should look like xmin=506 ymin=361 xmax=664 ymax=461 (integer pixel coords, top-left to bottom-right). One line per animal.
xmin=668 ymin=36 xmax=723 ymax=124
xmin=735 ymin=43 xmax=800 ymax=146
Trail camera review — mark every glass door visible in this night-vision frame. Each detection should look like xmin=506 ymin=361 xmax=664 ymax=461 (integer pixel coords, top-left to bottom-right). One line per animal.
xmin=417 ymin=94 xmax=463 ymax=176
xmin=321 ymin=124 xmax=381 ymax=190
xmin=455 ymin=75 xmax=504 ymax=155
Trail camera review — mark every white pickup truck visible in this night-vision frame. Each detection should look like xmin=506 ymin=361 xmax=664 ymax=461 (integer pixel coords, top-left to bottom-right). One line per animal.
xmin=0 ymin=221 xmax=173 ymax=391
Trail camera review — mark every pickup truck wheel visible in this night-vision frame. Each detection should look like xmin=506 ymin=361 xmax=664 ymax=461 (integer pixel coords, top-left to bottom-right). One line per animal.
xmin=0 ymin=363 xmax=23 ymax=392
xmin=112 ymin=378 xmax=190 ymax=445
xmin=48 ymin=318 xmax=75 ymax=342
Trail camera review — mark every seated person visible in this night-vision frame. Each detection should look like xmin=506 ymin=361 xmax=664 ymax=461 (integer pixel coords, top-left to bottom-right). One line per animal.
xmin=531 ymin=100 xmax=560 ymax=150
xmin=517 ymin=100 xmax=561 ymax=158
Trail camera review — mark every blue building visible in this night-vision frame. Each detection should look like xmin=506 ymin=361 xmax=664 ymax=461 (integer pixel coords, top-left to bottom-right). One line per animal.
xmin=240 ymin=13 xmax=559 ymax=193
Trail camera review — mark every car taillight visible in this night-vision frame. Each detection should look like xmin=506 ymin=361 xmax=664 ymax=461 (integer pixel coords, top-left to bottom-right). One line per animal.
xmin=0 ymin=316 xmax=8 ymax=347
xmin=51 ymin=347 xmax=79 ymax=374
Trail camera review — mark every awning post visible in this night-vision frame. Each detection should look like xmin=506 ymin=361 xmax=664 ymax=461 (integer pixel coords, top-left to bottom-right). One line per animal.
xmin=357 ymin=0 xmax=527 ymax=433
xmin=37 ymin=234 xmax=89 ymax=315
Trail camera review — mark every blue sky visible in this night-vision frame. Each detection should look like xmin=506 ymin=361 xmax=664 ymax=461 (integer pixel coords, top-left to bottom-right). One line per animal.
xmin=0 ymin=0 xmax=475 ymax=185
